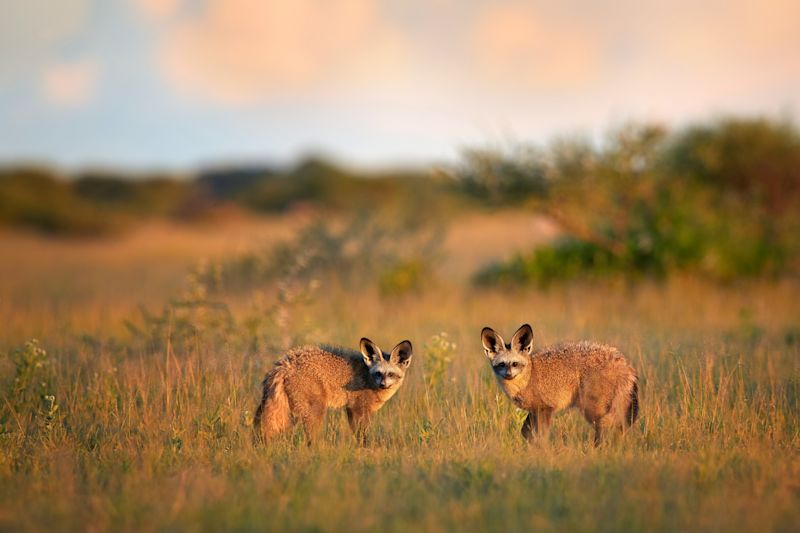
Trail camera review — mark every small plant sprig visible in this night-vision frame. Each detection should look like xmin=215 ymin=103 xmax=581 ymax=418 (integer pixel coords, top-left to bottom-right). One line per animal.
xmin=9 ymin=339 xmax=50 ymax=405
xmin=38 ymin=394 xmax=59 ymax=433
xmin=124 ymin=260 xmax=234 ymax=354
xmin=423 ymin=332 xmax=457 ymax=391
xmin=2 ymin=340 xmax=60 ymax=442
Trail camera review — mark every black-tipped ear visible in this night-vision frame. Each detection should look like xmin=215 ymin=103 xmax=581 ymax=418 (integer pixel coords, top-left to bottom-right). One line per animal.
xmin=360 ymin=337 xmax=384 ymax=367
xmin=390 ymin=340 xmax=413 ymax=367
xmin=481 ymin=327 xmax=505 ymax=358
xmin=511 ymin=324 xmax=533 ymax=354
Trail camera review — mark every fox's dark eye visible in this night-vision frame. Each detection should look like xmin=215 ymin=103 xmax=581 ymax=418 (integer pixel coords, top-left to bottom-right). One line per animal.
xmin=511 ymin=362 xmax=519 ymax=368
xmin=496 ymin=362 xmax=506 ymax=368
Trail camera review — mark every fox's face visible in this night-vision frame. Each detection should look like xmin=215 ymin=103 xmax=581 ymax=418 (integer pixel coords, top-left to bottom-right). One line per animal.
xmin=360 ymin=338 xmax=413 ymax=390
xmin=481 ymin=324 xmax=534 ymax=381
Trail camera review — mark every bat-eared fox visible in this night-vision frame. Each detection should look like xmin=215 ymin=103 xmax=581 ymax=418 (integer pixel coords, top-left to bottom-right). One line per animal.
xmin=481 ymin=324 xmax=639 ymax=445
xmin=253 ymin=338 xmax=412 ymax=446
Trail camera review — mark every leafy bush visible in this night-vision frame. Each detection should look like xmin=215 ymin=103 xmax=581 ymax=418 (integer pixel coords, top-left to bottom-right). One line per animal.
xmin=233 ymin=157 xmax=446 ymax=213
xmin=0 ymin=168 xmax=120 ymax=235
xmin=0 ymin=159 xmax=446 ymax=235
xmin=471 ymin=118 xmax=800 ymax=285
xmin=0 ymin=168 xmax=196 ymax=235
xmin=211 ymin=213 xmax=442 ymax=294
xmin=666 ymin=117 xmax=800 ymax=211
xmin=448 ymin=147 xmax=549 ymax=204
xmin=475 ymin=237 xmax=617 ymax=286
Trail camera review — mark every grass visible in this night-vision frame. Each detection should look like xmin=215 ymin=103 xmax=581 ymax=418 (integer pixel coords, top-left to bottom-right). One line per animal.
xmin=0 ymin=217 xmax=798 ymax=532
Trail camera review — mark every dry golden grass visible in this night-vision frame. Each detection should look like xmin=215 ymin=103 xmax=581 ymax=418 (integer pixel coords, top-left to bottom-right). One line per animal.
xmin=0 ymin=215 xmax=307 ymax=345
xmin=0 ymin=214 xmax=798 ymax=532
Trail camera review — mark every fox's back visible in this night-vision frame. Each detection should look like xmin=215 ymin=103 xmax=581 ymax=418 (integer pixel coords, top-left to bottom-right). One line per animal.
xmin=524 ymin=342 xmax=635 ymax=409
xmin=275 ymin=345 xmax=370 ymax=407
xmin=536 ymin=341 xmax=629 ymax=371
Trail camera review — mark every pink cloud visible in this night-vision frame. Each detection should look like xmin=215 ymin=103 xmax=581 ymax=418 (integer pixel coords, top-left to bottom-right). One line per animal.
xmin=470 ymin=3 xmax=603 ymax=91
xmin=158 ymin=0 xmax=409 ymax=104
xmin=140 ymin=0 xmax=799 ymax=129
xmin=40 ymin=58 xmax=97 ymax=108
xmin=646 ymin=0 xmax=800 ymax=78
xmin=134 ymin=0 xmax=184 ymax=22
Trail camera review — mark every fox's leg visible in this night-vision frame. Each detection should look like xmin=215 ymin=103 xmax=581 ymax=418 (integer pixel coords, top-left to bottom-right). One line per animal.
xmin=592 ymin=421 xmax=603 ymax=447
xmin=592 ymin=414 xmax=619 ymax=447
xmin=346 ymin=407 xmax=371 ymax=446
xmin=521 ymin=413 xmax=535 ymax=442
xmin=521 ymin=408 xmax=553 ymax=443
xmin=299 ymin=403 xmax=325 ymax=447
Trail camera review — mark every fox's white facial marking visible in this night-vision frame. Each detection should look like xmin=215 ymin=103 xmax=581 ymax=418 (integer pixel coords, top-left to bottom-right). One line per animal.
xmin=482 ymin=324 xmax=534 ymax=394
xmin=491 ymin=351 xmax=528 ymax=380
xmin=360 ymin=338 xmax=413 ymax=390
xmin=369 ymin=362 xmax=403 ymax=389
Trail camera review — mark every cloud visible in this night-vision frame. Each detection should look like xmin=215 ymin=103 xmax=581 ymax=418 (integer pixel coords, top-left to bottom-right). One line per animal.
xmin=158 ymin=0 xmax=409 ymax=104
xmin=149 ymin=0 xmax=799 ymax=113
xmin=470 ymin=3 xmax=602 ymax=91
xmin=461 ymin=0 xmax=800 ymax=122
xmin=40 ymin=58 xmax=97 ymax=108
xmin=646 ymin=0 xmax=800 ymax=79
xmin=0 ymin=0 xmax=91 ymax=81
xmin=580 ymin=0 xmax=800 ymax=118
xmin=134 ymin=0 xmax=185 ymax=22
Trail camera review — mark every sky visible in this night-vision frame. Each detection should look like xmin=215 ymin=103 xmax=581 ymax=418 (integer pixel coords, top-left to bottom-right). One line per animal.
xmin=1 ymin=0 xmax=798 ymax=170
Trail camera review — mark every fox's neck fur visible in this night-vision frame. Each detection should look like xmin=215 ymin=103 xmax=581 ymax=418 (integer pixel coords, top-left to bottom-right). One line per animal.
xmin=494 ymin=357 xmax=532 ymax=404
xmin=372 ymin=386 xmax=400 ymax=405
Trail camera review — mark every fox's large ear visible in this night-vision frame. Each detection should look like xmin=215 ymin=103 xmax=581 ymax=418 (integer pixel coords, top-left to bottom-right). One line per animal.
xmin=481 ymin=327 xmax=505 ymax=358
xmin=360 ymin=338 xmax=384 ymax=367
xmin=511 ymin=324 xmax=534 ymax=355
xmin=390 ymin=340 xmax=413 ymax=367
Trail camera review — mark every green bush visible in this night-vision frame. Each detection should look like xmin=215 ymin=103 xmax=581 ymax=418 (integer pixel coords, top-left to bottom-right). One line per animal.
xmin=448 ymin=147 xmax=549 ymax=204
xmin=198 ymin=213 xmax=442 ymax=296
xmin=378 ymin=259 xmax=431 ymax=296
xmin=475 ymin=238 xmax=617 ymax=286
xmin=470 ymin=118 xmax=800 ymax=285
xmin=0 ymin=168 xmax=194 ymax=235
xmin=666 ymin=117 xmax=800 ymax=210
xmin=0 ymin=168 xmax=120 ymax=235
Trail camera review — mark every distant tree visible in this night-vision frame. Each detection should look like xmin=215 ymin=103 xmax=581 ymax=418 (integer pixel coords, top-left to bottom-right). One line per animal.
xmin=666 ymin=117 xmax=800 ymax=211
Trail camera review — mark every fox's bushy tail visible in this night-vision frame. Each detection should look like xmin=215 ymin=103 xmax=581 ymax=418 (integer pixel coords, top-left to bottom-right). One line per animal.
xmin=253 ymin=361 xmax=292 ymax=442
xmin=609 ymin=370 xmax=639 ymax=427
xmin=626 ymin=380 xmax=639 ymax=426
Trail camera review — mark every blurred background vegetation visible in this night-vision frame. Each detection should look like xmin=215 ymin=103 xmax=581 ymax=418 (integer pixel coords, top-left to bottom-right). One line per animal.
xmin=2 ymin=116 xmax=798 ymax=285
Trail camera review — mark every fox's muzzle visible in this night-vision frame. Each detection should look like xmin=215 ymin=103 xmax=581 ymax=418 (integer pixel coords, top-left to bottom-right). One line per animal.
xmin=494 ymin=367 xmax=517 ymax=380
xmin=373 ymin=375 xmax=393 ymax=389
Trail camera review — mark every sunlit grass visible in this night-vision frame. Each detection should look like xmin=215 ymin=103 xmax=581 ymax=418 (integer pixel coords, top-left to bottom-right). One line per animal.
xmin=0 ymin=222 xmax=798 ymax=532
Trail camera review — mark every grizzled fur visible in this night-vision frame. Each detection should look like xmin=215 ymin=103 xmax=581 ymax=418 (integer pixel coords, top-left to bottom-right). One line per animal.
xmin=482 ymin=324 xmax=639 ymax=446
xmin=253 ymin=338 xmax=412 ymax=446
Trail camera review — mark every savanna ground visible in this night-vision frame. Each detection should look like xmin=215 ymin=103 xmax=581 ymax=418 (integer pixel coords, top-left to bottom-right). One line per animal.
xmin=0 ymin=211 xmax=798 ymax=532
